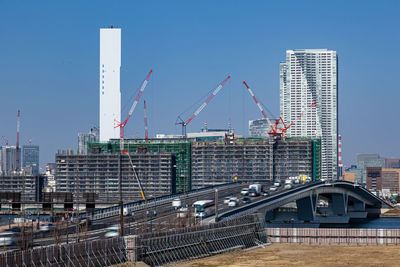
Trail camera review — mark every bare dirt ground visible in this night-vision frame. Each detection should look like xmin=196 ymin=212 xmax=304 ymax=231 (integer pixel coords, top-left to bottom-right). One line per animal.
xmin=173 ymin=243 xmax=400 ymax=267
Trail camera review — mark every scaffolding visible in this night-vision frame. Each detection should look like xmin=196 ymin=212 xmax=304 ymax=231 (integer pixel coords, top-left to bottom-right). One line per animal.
xmin=56 ymin=153 xmax=176 ymax=202
xmin=87 ymin=140 xmax=191 ymax=193
xmin=191 ymin=137 xmax=321 ymax=188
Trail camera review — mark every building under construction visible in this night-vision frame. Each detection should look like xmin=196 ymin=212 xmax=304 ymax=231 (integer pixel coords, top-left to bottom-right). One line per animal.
xmin=55 ymin=136 xmax=320 ymax=202
xmin=56 ymin=152 xmax=176 ymax=202
xmin=0 ymin=175 xmax=44 ymax=202
xmin=87 ymin=139 xmax=191 ymax=193
xmin=191 ymin=137 xmax=320 ymax=189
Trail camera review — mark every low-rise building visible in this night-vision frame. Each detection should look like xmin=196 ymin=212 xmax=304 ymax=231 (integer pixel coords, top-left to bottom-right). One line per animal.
xmin=357 ymin=154 xmax=385 ymax=184
xmin=0 ymin=175 xmax=44 ymax=201
xmin=343 ymin=172 xmax=356 ymax=183
xmin=366 ymin=167 xmax=400 ymax=193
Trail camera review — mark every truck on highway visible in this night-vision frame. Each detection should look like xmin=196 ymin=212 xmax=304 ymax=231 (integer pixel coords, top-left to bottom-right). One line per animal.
xmin=172 ymin=198 xmax=182 ymax=209
xmin=248 ymin=184 xmax=261 ymax=197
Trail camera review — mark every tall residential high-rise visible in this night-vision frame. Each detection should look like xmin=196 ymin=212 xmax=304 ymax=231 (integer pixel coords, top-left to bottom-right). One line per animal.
xmin=99 ymin=27 xmax=121 ymax=142
xmin=280 ymin=49 xmax=338 ymax=180
xmin=78 ymin=126 xmax=99 ymax=154
xmin=22 ymin=144 xmax=39 ymax=174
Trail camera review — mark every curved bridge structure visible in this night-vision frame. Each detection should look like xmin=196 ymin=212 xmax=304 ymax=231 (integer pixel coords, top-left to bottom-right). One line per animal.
xmin=216 ymin=181 xmax=393 ymax=225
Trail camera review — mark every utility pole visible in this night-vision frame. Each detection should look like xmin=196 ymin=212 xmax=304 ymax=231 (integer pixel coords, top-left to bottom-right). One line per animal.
xmin=119 ymin=152 xmax=122 ymax=202
xmin=215 ymin=189 xmax=219 ymax=219
xmin=119 ymin=201 xmax=124 ymax=237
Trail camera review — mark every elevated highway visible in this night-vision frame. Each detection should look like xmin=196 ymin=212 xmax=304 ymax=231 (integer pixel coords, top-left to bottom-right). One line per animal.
xmin=216 ymin=181 xmax=393 ymax=226
xmin=81 ymin=182 xmax=244 ymax=221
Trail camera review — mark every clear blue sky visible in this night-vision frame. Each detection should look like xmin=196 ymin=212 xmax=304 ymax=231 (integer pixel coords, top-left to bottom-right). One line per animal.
xmin=1 ymin=0 xmax=399 ymax=169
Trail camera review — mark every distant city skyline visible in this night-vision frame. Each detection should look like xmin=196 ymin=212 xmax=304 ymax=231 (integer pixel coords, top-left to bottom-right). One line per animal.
xmin=1 ymin=1 xmax=399 ymax=169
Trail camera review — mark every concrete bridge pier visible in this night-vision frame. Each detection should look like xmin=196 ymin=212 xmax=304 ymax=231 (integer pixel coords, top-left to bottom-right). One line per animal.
xmin=296 ymin=194 xmax=317 ymax=222
xmin=347 ymin=196 xmax=368 ymax=219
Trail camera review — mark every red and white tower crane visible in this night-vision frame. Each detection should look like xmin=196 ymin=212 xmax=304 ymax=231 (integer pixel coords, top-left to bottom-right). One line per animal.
xmin=144 ymin=100 xmax=149 ymax=141
xmin=242 ymin=81 xmax=279 ymax=136
xmin=243 ymin=81 xmax=318 ymax=138
xmin=280 ymin=101 xmax=318 ymax=137
xmin=114 ymin=69 xmax=152 ymax=150
xmin=177 ymin=75 xmax=231 ymax=136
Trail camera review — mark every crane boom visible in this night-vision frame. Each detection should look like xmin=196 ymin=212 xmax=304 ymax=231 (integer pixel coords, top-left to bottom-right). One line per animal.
xmin=144 ymin=100 xmax=148 ymax=141
xmin=242 ymin=81 xmax=276 ymax=134
xmin=284 ymin=101 xmax=318 ymax=132
xmin=115 ymin=69 xmax=152 ymax=139
xmin=184 ymin=76 xmax=230 ymax=125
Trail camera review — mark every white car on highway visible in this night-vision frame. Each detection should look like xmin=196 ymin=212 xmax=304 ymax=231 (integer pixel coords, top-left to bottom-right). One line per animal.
xmin=241 ymin=188 xmax=249 ymax=196
xmin=224 ymin=197 xmax=231 ymax=204
xmin=269 ymin=186 xmax=277 ymax=192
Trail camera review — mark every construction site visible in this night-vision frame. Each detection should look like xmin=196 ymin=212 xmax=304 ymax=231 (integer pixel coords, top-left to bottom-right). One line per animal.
xmin=53 ymin=73 xmax=322 ymax=202
xmin=54 ymin=135 xmax=320 ymax=202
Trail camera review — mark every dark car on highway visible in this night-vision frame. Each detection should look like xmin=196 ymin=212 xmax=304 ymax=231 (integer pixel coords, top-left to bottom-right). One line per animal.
xmin=242 ymin=197 xmax=251 ymax=204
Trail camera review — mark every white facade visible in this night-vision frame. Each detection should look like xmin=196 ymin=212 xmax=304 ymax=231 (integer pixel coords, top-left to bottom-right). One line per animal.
xmin=0 ymin=146 xmax=21 ymax=175
xmin=280 ymin=49 xmax=338 ymax=180
xmin=249 ymin=119 xmax=269 ymax=137
xmin=99 ymin=28 xmax=121 ymax=141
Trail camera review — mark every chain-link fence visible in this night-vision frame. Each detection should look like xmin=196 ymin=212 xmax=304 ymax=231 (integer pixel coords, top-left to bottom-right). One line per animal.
xmin=130 ymin=214 xmax=268 ymax=266
xmin=0 ymin=237 xmax=126 ymax=267
xmin=0 ymin=214 xmax=266 ymax=267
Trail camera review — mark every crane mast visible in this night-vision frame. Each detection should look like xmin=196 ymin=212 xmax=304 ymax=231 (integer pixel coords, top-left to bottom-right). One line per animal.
xmin=144 ymin=100 xmax=148 ymax=141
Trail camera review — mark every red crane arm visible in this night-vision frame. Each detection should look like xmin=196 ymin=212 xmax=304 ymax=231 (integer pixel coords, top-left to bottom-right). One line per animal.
xmin=284 ymin=101 xmax=318 ymax=131
xmin=242 ymin=81 xmax=276 ymax=134
xmin=184 ymin=76 xmax=230 ymax=126
xmin=115 ymin=69 xmax=152 ymax=138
